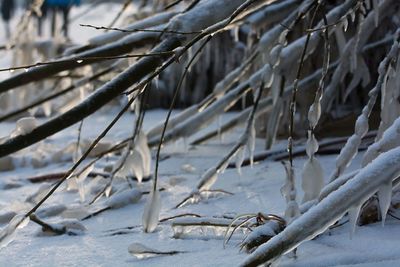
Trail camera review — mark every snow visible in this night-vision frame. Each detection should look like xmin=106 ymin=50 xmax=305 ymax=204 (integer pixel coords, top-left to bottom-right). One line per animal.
xmin=0 ymin=109 xmax=399 ymax=266
xmin=1 ymin=2 xmax=400 ymax=267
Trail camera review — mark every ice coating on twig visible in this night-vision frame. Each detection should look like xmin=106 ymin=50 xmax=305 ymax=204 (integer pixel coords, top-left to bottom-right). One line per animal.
xmin=11 ymin=117 xmax=38 ymax=137
xmin=328 ymin=32 xmax=400 ymax=182
xmin=281 ymin=162 xmax=299 ymax=223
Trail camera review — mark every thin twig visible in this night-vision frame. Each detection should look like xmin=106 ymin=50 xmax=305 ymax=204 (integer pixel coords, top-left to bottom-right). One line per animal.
xmin=153 ymin=35 xmax=213 ymax=193
xmin=80 ymin=23 xmax=201 ymax=35
xmin=0 ymin=51 xmax=174 ymax=73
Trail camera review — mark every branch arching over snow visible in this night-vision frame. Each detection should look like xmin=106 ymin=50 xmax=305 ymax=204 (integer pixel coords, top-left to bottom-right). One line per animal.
xmin=241 ymin=146 xmax=400 ymax=267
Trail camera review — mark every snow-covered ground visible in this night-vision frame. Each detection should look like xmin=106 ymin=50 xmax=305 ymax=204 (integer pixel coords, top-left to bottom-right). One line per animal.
xmin=1 ymin=3 xmax=400 ymax=267
xmin=0 ymin=110 xmax=398 ymax=266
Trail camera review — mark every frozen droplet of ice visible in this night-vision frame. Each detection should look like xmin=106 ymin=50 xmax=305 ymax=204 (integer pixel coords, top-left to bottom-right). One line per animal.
xmin=306 ymin=132 xmax=319 ymax=158
xmin=301 ymin=158 xmax=324 ymax=203
xmin=125 ymin=150 xmax=144 ymax=183
xmin=308 ymin=102 xmax=321 ymax=129
xmin=142 ymin=189 xmax=161 ymax=233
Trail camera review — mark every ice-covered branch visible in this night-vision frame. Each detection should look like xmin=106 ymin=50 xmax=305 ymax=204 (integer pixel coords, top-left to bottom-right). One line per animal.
xmin=328 ymin=29 xmax=400 ymax=182
xmin=241 ymin=146 xmax=400 ymax=267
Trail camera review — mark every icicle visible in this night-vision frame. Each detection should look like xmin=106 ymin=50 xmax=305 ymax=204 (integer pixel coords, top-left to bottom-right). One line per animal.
xmin=119 ymin=150 xmax=144 ymax=183
xmin=247 ymin=120 xmax=256 ymax=168
xmin=372 ymin=0 xmax=379 ymax=27
xmin=234 ymin=27 xmax=240 ymax=43
xmin=329 ymin=33 xmax=400 ymax=181
xmin=105 ymin=184 xmax=113 ymax=198
xmin=76 ymin=164 xmax=94 ymax=203
xmin=281 ymin=161 xmax=299 ymax=224
xmin=134 ymin=98 xmax=141 ymax=117
xmin=348 ymin=204 xmax=362 ymax=239
xmin=136 ymin=131 xmax=152 ymax=178
xmin=377 ymin=62 xmax=398 ymax=139
xmin=235 ymin=146 xmax=245 ymax=176
xmin=0 ymin=214 xmax=30 ymax=250
xmin=142 ymin=189 xmax=161 ymax=233
xmin=342 ymin=16 xmax=349 ymax=32
xmin=42 ymin=102 xmax=51 ymax=117
xmin=378 ymin=181 xmax=392 ymax=226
